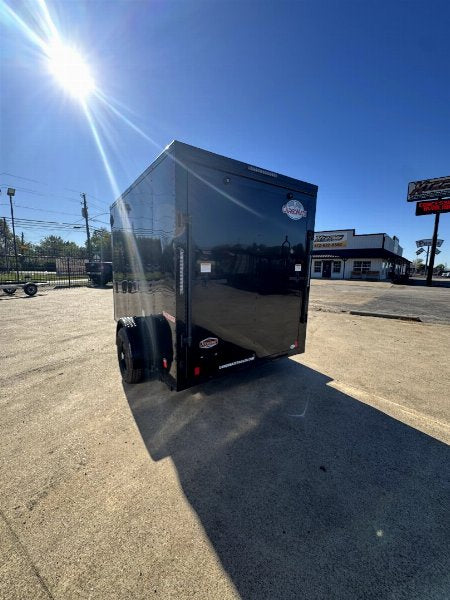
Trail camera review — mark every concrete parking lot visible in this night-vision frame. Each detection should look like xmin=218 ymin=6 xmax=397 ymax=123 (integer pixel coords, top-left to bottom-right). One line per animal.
xmin=310 ymin=278 xmax=450 ymax=323
xmin=0 ymin=285 xmax=449 ymax=600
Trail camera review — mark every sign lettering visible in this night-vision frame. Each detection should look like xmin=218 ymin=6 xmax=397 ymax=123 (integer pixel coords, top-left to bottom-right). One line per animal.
xmin=415 ymin=199 xmax=450 ymax=216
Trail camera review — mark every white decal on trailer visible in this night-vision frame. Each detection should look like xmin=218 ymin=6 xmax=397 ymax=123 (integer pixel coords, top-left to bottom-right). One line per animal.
xmin=282 ymin=200 xmax=307 ymax=220
xmin=219 ymin=356 xmax=255 ymax=369
xmin=179 ymin=248 xmax=184 ymax=294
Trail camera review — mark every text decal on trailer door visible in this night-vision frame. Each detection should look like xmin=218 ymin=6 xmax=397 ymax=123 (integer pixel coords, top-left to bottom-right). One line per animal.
xmin=282 ymin=200 xmax=307 ymax=220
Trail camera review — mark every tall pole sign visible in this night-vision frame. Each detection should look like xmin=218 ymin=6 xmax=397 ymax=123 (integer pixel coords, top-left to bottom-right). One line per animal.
xmin=408 ymin=176 xmax=449 ymax=286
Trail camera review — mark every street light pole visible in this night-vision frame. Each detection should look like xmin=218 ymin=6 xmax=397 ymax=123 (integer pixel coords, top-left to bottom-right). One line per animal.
xmin=7 ymin=188 xmax=19 ymax=283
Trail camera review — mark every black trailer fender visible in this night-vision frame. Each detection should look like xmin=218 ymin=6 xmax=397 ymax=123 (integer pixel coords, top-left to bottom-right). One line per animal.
xmin=116 ymin=317 xmax=148 ymax=368
xmin=117 ymin=315 xmax=174 ymax=374
xmin=150 ymin=315 xmax=174 ymax=371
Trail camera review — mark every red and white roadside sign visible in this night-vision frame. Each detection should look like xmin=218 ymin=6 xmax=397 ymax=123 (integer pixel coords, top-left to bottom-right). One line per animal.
xmin=415 ymin=198 xmax=450 ymax=216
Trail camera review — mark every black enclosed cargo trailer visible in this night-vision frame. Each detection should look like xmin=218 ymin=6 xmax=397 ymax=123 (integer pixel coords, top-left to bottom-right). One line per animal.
xmin=111 ymin=141 xmax=317 ymax=390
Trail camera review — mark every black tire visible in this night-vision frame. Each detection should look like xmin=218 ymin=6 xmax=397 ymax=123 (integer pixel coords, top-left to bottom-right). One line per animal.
xmin=3 ymin=287 xmax=16 ymax=295
xmin=23 ymin=283 xmax=38 ymax=297
xmin=90 ymin=275 xmax=103 ymax=286
xmin=116 ymin=327 xmax=144 ymax=384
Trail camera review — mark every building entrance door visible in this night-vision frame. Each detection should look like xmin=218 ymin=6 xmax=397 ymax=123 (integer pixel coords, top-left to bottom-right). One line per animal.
xmin=322 ymin=260 xmax=332 ymax=278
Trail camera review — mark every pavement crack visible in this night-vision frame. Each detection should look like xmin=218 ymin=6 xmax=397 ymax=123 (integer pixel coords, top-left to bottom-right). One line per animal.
xmin=0 ymin=509 xmax=55 ymax=600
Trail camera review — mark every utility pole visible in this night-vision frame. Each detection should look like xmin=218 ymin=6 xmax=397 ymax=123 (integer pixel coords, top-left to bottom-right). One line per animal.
xmin=7 ymin=188 xmax=19 ymax=282
xmin=426 ymin=210 xmax=440 ymax=286
xmin=2 ymin=217 xmax=9 ymax=272
xmin=81 ymin=192 xmax=92 ymax=261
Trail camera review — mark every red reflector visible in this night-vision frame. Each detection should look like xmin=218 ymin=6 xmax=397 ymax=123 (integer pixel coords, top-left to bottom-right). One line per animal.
xmin=294 ymin=340 xmax=299 ymax=348
xmin=162 ymin=358 xmax=168 ymax=369
xmin=194 ymin=366 xmax=201 ymax=376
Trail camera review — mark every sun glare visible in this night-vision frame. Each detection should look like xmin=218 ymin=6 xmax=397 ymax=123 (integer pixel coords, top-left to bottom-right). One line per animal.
xmin=47 ymin=42 xmax=95 ymax=100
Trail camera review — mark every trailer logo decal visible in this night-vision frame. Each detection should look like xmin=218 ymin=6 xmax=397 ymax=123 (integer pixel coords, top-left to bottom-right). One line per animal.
xmin=219 ymin=356 xmax=255 ymax=369
xmin=282 ymin=200 xmax=307 ymax=220
xmin=199 ymin=337 xmax=218 ymax=349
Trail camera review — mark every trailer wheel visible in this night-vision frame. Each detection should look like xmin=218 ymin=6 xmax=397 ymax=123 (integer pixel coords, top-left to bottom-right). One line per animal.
xmin=116 ymin=327 xmax=144 ymax=384
xmin=90 ymin=275 xmax=102 ymax=286
xmin=23 ymin=283 xmax=38 ymax=297
xmin=3 ymin=288 xmax=16 ymax=295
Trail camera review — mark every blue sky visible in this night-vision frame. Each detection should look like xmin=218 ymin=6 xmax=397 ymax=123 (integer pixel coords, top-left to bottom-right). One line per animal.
xmin=1 ymin=0 xmax=450 ymax=264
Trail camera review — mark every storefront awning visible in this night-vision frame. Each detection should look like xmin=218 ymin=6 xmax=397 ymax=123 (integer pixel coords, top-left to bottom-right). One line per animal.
xmin=311 ymin=248 xmax=410 ymax=264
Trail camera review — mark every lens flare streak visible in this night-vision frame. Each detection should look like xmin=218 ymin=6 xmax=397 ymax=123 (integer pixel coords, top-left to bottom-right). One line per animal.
xmin=95 ymin=91 xmax=264 ymax=218
xmin=81 ymin=100 xmax=120 ymax=199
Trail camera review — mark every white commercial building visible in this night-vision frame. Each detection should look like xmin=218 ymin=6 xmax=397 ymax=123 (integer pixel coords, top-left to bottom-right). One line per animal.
xmin=311 ymin=229 xmax=410 ymax=281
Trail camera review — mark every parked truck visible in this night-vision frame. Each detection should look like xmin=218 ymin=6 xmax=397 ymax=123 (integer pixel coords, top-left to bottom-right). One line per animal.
xmin=85 ymin=261 xmax=113 ymax=286
xmin=111 ymin=141 xmax=317 ymax=391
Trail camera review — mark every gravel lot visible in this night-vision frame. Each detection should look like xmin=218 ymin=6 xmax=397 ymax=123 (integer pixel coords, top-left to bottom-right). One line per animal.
xmin=1 ymin=286 xmax=449 ymax=600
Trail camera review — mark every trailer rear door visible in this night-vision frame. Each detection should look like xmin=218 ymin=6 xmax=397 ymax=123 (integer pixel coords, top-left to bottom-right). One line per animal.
xmin=187 ymin=164 xmax=314 ymax=360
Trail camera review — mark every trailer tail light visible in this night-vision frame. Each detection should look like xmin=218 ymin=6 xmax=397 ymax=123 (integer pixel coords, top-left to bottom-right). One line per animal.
xmin=162 ymin=358 xmax=168 ymax=369
xmin=194 ymin=366 xmax=201 ymax=376
xmin=294 ymin=339 xmax=299 ymax=348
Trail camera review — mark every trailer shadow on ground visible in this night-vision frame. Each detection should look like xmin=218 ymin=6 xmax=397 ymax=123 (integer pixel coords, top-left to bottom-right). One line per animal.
xmin=123 ymin=360 xmax=449 ymax=600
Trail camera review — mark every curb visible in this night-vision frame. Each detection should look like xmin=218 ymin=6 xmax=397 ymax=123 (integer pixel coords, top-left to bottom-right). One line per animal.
xmin=349 ymin=310 xmax=422 ymax=322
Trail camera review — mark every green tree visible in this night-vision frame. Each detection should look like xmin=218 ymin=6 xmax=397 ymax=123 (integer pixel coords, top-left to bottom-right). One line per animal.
xmin=0 ymin=219 xmax=12 ymax=253
xmin=18 ymin=232 xmax=35 ymax=255
xmin=37 ymin=235 xmax=68 ymax=255
xmin=411 ymin=258 xmax=425 ymax=274
xmin=90 ymin=228 xmax=111 ymax=261
xmin=37 ymin=235 xmax=85 ymax=256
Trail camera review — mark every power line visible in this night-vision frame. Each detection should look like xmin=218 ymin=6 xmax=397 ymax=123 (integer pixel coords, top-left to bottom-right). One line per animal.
xmin=0 ymin=184 xmax=82 ymax=205
xmin=0 ymin=185 xmax=107 ymax=212
xmin=0 ymin=172 xmax=43 ymax=185
xmin=3 ymin=217 xmax=84 ymax=230
xmin=0 ymin=173 xmax=109 ymax=209
xmin=5 ymin=203 xmax=81 ymax=218
xmin=90 ymin=220 xmax=110 ymax=226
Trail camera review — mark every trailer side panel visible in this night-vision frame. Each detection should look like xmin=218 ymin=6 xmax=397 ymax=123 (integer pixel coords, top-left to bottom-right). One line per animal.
xmin=111 ymin=154 xmax=178 ymax=383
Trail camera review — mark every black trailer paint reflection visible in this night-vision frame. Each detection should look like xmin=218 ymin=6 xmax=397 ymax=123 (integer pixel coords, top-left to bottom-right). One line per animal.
xmin=111 ymin=141 xmax=317 ymax=390
xmin=188 ymin=163 xmax=311 ymax=360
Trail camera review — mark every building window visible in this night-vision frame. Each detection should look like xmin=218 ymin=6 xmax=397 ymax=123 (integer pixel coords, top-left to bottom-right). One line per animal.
xmin=333 ymin=261 xmax=341 ymax=273
xmin=353 ymin=260 xmax=371 ymax=273
xmin=313 ymin=261 xmax=322 ymax=273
